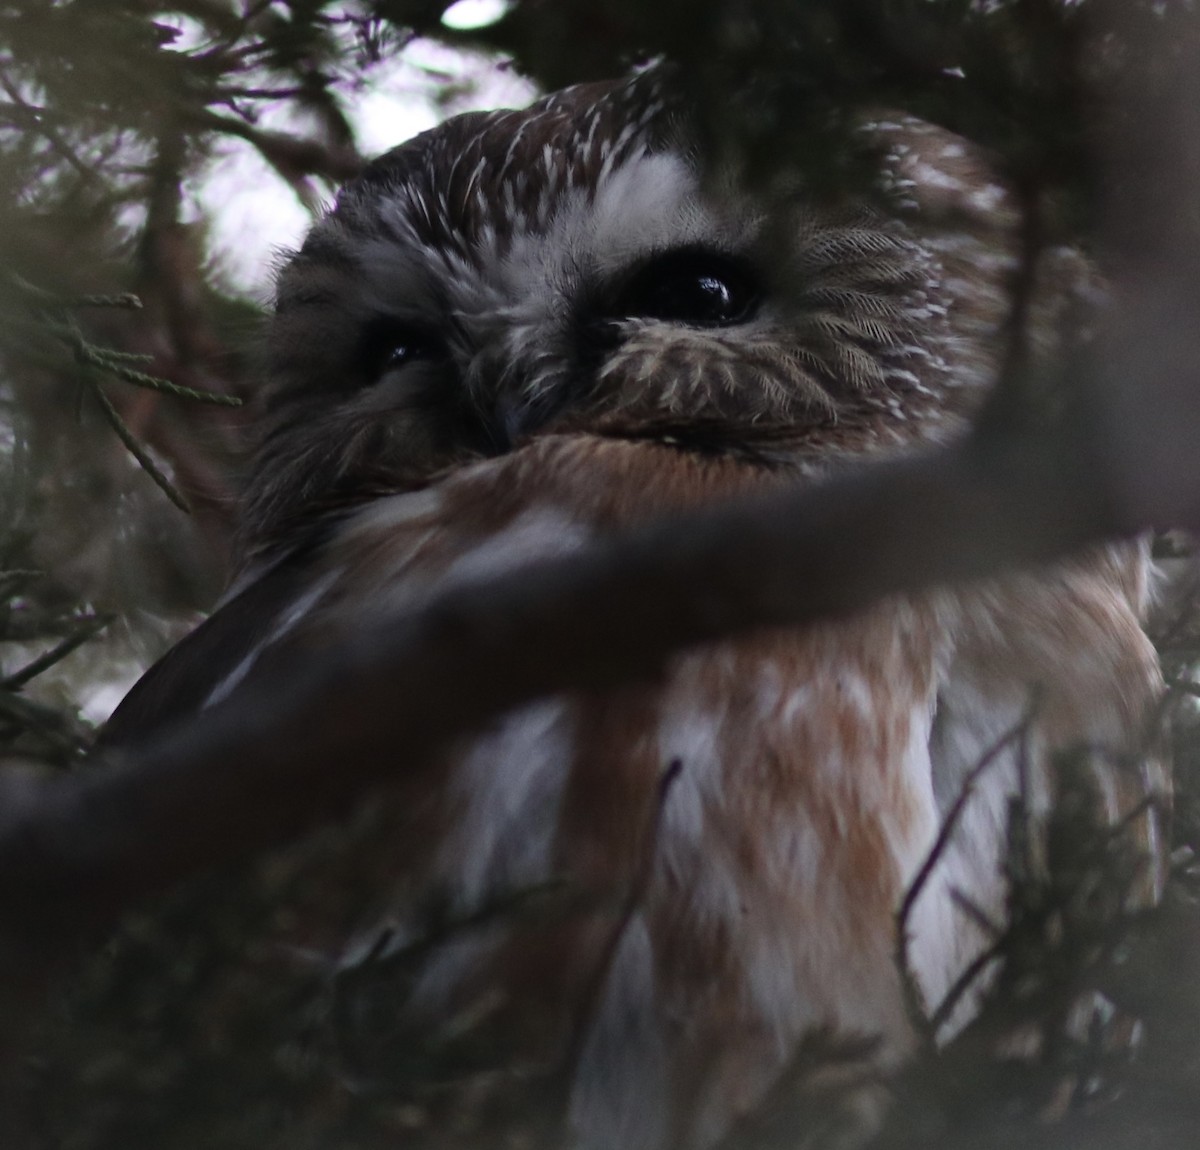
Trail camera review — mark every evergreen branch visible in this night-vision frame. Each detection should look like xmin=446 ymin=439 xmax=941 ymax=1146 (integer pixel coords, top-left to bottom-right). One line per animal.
xmin=0 ymin=72 xmax=95 ymax=184
xmin=0 ymin=570 xmax=43 ymax=597
xmin=0 ymin=690 xmax=87 ymax=758
xmin=69 ymin=293 xmax=144 ymax=311
xmin=8 ymin=274 xmax=142 ymax=312
xmin=87 ymin=382 xmax=191 ymax=512
xmin=87 ymin=348 xmax=155 ymax=365
xmin=72 ymin=339 xmax=241 ymax=406
xmin=9 ymin=276 xmax=242 ymax=406
xmin=0 ymin=614 xmax=115 ymax=692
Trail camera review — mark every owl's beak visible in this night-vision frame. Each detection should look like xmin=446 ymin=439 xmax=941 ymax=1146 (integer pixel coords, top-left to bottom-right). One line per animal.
xmin=486 ymin=384 xmax=572 ymax=452
xmin=490 ymin=394 xmax=524 ymax=451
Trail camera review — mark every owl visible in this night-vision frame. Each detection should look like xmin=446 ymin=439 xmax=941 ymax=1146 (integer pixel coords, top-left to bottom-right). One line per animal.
xmin=103 ymin=68 xmax=1167 ymax=1149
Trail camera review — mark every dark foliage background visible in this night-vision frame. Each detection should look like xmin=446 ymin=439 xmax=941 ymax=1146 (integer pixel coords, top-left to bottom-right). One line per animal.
xmin=3 ymin=2 xmax=1200 ymax=1148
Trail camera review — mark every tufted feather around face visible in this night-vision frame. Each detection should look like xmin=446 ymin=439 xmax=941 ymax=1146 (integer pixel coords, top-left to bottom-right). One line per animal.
xmin=240 ymin=69 xmax=1018 ymax=564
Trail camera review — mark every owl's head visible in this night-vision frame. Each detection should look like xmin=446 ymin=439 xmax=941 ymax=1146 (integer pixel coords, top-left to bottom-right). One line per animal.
xmin=241 ymin=68 xmax=1019 ymax=561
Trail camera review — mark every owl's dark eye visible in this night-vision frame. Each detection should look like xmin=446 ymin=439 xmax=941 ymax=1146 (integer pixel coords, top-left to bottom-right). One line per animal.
xmin=360 ymin=317 xmax=447 ymax=381
xmin=615 ymin=248 xmax=760 ymax=328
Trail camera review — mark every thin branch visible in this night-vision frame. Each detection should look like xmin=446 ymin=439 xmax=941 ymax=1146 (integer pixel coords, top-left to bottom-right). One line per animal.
xmin=5 ymin=275 xmax=241 ymax=506
xmin=949 ymin=888 xmax=1005 ymax=940
xmin=555 ymin=756 xmax=683 ymax=1128
xmin=8 ymin=274 xmax=142 ymax=313
xmin=187 ymin=107 xmax=362 ymax=181
xmin=73 ymin=339 xmax=242 ymax=406
xmin=87 ymin=381 xmax=191 ymax=512
xmin=895 ymin=709 xmax=1038 ymax=1042
xmin=928 ymin=938 xmax=1007 ymax=1036
xmin=0 ymin=614 xmax=114 ymax=692
xmin=0 ymin=693 xmax=86 ymax=758
xmin=0 ymin=72 xmax=95 ymax=184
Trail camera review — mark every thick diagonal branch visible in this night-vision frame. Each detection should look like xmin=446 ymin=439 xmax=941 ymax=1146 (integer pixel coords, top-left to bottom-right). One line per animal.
xmin=0 ymin=417 xmax=1124 ymax=1020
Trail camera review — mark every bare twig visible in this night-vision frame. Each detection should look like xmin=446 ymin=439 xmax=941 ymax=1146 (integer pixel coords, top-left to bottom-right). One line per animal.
xmin=928 ymin=937 xmax=1007 ymax=1037
xmin=0 ymin=615 xmax=114 ymax=692
xmin=87 ymin=381 xmax=191 ymax=511
xmin=0 ymin=72 xmax=95 ymax=183
xmin=895 ymin=709 xmax=1038 ymax=1042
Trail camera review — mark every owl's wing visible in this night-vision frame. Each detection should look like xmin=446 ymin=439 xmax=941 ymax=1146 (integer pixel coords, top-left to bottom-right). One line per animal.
xmin=98 ymin=450 xmax=597 ymax=753
xmin=98 ymin=543 xmax=324 ymax=749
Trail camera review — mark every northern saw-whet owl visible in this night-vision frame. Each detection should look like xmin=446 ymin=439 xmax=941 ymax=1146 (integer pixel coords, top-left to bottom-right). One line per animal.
xmin=104 ymin=67 xmax=1168 ymax=1149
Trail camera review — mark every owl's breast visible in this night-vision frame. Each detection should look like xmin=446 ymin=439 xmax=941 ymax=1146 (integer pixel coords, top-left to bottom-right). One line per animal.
xmin=273 ymin=436 xmax=958 ymax=1147
xmin=321 ymin=602 xmax=950 ymax=1150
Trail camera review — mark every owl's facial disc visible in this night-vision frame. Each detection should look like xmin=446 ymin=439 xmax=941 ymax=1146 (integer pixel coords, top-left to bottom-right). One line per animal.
xmin=245 ymin=68 xmax=1004 ymax=558
xmin=356 ymin=243 xmax=768 ymax=453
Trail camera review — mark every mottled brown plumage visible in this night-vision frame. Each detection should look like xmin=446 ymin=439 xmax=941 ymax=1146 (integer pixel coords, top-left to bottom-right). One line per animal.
xmin=106 ymin=68 xmax=1167 ymax=1150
